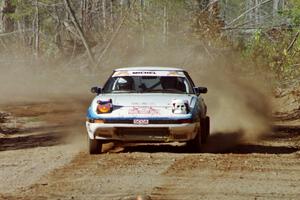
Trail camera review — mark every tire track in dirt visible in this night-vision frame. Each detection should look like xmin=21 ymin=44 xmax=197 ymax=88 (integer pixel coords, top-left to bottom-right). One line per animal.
xmin=1 ymin=100 xmax=300 ymax=200
xmin=148 ymin=126 xmax=300 ymax=199
xmin=2 ymin=141 xmax=300 ymax=200
xmin=0 ymin=100 xmax=88 ymax=196
xmin=7 ymin=151 xmax=180 ymax=200
xmin=150 ymin=153 xmax=300 ymax=200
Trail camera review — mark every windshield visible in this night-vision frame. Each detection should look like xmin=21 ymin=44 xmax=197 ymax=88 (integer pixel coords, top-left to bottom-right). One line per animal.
xmin=102 ymin=76 xmax=194 ymax=94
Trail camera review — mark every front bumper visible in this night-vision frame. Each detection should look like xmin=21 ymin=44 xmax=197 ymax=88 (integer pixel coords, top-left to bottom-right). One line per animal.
xmin=86 ymin=122 xmax=199 ymax=142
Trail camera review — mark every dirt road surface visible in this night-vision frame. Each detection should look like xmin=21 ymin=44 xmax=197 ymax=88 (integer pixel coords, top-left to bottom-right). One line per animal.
xmin=1 ymin=99 xmax=300 ymax=200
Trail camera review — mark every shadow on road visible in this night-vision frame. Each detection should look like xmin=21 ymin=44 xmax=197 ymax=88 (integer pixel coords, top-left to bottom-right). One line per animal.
xmin=119 ymin=143 xmax=298 ymax=154
xmin=269 ymin=125 xmax=300 ymax=138
xmin=118 ymin=129 xmax=300 ymax=154
xmin=0 ymin=131 xmax=65 ymax=151
xmin=217 ymin=144 xmax=298 ymax=154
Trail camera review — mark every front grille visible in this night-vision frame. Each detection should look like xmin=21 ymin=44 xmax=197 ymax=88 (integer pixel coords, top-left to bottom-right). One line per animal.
xmin=104 ymin=119 xmax=192 ymax=124
xmin=116 ymin=128 xmax=169 ymax=137
xmin=105 ymin=119 xmax=132 ymax=124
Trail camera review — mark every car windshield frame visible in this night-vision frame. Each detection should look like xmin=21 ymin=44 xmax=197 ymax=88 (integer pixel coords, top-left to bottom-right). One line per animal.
xmin=102 ymin=73 xmax=195 ymax=94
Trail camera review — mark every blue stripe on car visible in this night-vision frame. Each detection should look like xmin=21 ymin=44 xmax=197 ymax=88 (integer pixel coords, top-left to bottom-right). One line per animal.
xmin=86 ymin=106 xmax=196 ymax=121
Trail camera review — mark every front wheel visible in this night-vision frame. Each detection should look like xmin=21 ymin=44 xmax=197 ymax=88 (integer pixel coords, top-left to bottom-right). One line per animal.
xmin=186 ymin=124 xmax=202 ymax=152
xmin=88 ymin=137 xmax=102 ymax=154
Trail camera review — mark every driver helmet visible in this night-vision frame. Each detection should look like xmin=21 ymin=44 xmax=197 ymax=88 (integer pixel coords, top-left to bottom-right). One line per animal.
xmin=160 ymin=77 xmax=178 ymax=90
xmin=117 ymin=77 xmax=134 ymax=90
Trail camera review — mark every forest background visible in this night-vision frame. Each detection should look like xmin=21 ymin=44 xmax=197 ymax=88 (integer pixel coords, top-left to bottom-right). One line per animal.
xmin=0 ymin=0 xmax=299 ymax=97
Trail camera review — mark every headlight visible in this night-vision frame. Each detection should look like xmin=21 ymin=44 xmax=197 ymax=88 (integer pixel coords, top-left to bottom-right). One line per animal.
xmin=96 ymin=99 xmax=113 ymax=114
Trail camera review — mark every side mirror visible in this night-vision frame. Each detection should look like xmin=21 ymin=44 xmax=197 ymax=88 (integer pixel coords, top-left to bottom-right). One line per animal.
xmin=91 ymin=87 xmax=102 ymax=94
xmin=193 ymin=87 xmax=208 ymax=96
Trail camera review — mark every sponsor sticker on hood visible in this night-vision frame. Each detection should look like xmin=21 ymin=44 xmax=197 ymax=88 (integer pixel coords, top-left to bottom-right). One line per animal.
xmin=112 ymin=70 xmax=185 ymax=77
xmin=128 ymin=106 xmax=161 ymax=115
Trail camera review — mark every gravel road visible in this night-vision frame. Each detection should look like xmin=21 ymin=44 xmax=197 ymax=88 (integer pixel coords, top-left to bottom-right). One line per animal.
xmin=0 ymin=100 xmax=300 ymax=200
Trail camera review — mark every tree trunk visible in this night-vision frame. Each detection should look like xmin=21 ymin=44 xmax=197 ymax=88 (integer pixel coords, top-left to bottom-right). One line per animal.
xmin=81 ymin=0 xmax=94 ymax=34
xmin=64 ymin=0 xmax=96 ymax=67
xmin=273 ymin=0 xmax=285 ymax=17
xmin=0 ymin=4 xmax=2 ymax=32
xmin=110 ymin=0 xmax=114 ymax=30
xmin=273 ymin=0 xmax=279 ymax=13
xmin=120 ymin=0 xmax=130 ymax=17
xmin=102 ymin=0 xmax=106 ymax=30
xmin=246 ymin=0 xmax=255 ymax=25
xmin=81 ymin=0 xmax=86 ymax=31
xmin=121 ymin=0 xmax=131 ymax=8
xmin=1 ymin=0 xmax=16 ymax=33
xmin=140 ymin=0 xmax=145 ymax=48
xmin=255 ymin=0 xmax=261 ymax=27
xmin=34 ymin=0 xmax=40 ymax=58
xmin=227 ymin=0 xmax=272 ymax=28
xmin=222 ymin=0 xmax=228 ymax=22
xmin=163 ymin=3 xmax=168 ymax=44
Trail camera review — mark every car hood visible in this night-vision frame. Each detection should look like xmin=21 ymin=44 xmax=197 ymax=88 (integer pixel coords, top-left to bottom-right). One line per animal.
xmin=88 ymin=93 xmax=197 ymax=119
xmin=98 ymin=93 xmax=194 ymax=106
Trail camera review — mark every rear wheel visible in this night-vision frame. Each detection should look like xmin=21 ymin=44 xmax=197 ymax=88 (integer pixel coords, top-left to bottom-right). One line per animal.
xmin=206 ymin=117 xmax=210 ymax=138
xmin=88 ymin=136 xmax=102 ymax=154
xmin=201 ymin=116 xmax=210 ymax=144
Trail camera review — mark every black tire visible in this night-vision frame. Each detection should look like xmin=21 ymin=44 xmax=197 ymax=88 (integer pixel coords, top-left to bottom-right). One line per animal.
xmin=205 ymin=116 xmax=210 ymax=139
xmin=88 ymin=137 xmax=102 ymax=154
xmin=201 ymin=116 xmax=210 ymax=144
xmin=186 ymin=123 xmax=202 ymax=152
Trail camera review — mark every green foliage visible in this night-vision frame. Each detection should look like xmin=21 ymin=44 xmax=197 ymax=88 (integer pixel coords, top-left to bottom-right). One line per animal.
xmin=243 ymin=29 xmax=300 ymax=81
xmin=282 ymin=0 xmax=300 ymax=26
xmin=11 ymin=0 xmax=34 ymax=20
xmin=2 ymin=0 xmax=299 ymax=84
xmin=240 ymin=0 xmax=300 ymax=82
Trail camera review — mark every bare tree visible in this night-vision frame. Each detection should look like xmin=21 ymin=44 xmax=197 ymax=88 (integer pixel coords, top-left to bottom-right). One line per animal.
xmin=81 ymin=0 xmax=94 ymax=34
xmin=273 ymin=0 xmax=287 ymax=24
xmin=1 ymin=0 xmax=16 ymax=33
xmin=227 ymin=0 xmax=272 ymax=28
xmin=273 ymin=0 xmax=280 ymax=16
xmin=140 ymin=0 xmax=145 ymax=48
xmin=163 ymin=3 xmax=168 ymax=44
xmin=110 ymin=0 xmax=114 ymax=29
xmin=64 ymin=0 xmax=95 ymax=67
xmin=34 ymin=0 xmax=40 ymax=58
xmin=102 ymin=0 xmax=107 ymax=30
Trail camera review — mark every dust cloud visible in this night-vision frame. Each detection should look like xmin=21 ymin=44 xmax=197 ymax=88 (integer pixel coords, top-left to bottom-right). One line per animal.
xmin=0 ymin=37 xmax=272 ymax=152
xmin=196 ymin=65 xmax=272 ymax=152
xmin=111 ymin=42 xmax=273 ymax=151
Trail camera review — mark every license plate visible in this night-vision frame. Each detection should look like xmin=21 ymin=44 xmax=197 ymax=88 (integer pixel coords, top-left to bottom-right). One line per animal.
xmin=133 ymin=119 xmax=149 ymax=125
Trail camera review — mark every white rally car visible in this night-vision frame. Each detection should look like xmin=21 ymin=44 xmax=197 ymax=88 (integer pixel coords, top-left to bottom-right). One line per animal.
xmin=86 ymin=67 xmax=209 ymax=154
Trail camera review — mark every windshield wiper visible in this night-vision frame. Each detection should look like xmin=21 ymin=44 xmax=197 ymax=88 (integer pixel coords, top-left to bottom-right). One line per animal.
xmin=144 ymin=89 xmax=185 ymax=93
xmin=112 ymin=90 xmax=137 ymax=93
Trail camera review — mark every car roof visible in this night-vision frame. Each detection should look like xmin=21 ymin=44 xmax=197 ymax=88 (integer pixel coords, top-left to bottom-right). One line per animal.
xmin=115 ymin=66 xmax=184 ymax=72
